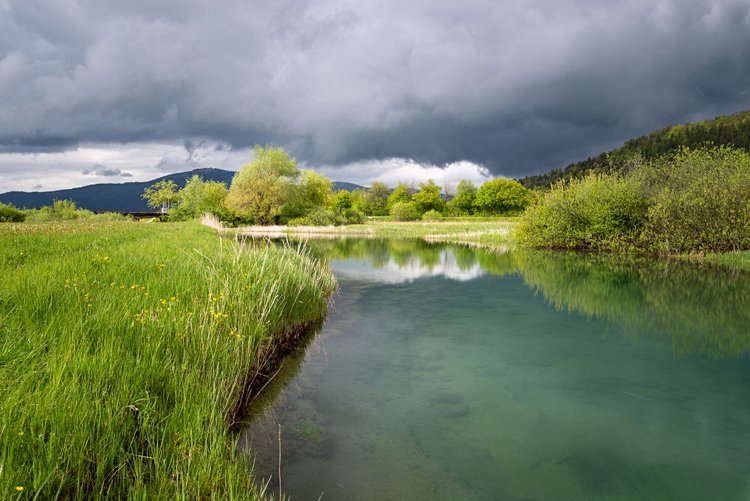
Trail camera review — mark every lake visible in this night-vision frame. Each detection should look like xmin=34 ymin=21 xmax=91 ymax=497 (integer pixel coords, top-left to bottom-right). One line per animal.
xmin=239 ymin=239 xmax=750 ymax=500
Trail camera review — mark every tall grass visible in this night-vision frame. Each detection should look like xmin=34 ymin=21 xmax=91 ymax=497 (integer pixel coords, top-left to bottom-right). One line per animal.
xmin=0 ymin=221 xmax=335 ymax=499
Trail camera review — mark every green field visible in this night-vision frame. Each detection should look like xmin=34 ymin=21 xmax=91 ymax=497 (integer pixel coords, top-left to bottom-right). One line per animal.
xmin=0 ymin=221 xmax=335 ymax=499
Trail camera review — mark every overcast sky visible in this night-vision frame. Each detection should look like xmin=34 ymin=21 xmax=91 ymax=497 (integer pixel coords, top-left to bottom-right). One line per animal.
xmin=1 ymin=0 xmax=750 ymax=191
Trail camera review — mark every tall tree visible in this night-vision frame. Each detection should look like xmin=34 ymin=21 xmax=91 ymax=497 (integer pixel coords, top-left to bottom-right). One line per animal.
xmin=225 ymin=145 xmax=299 ymax=224
xmin=366 ymin=181 xmax=390 ymax=216
xmin=142 ymin=180 xmax=180 ymax=212
xmin=170 ymin=176 xmax=228 ymax=220
xmin=452 ymin=180 xmax=477 ymax=215
xmin=387 ymin=182 xmax=412 ymax=210
xmin=412 ymin=179 xmax=445 ymax=214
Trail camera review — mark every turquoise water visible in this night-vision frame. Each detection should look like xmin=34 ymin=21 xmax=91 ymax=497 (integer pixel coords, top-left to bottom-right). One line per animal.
xmin=240 ymin=240 xmax=750 ymax=500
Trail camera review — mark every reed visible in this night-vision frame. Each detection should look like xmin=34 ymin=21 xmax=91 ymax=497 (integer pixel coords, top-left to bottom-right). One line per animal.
xmin=0 ymin=220 xmax=335 ymax=499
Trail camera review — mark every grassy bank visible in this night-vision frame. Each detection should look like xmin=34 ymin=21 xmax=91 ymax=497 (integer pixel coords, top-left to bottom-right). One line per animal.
xmin=705 ymin=251 xmax=750 ymax=273
xmin=0 ymin=221 xmax=335 ymax=499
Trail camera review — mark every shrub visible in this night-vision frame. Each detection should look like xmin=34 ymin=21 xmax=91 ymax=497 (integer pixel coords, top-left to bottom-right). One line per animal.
xmin=288 ymin=207 xmax=365 ymax=226
xmin=389 ymin=201 xmax=419 ymax=221
xmin=634 ymin=147 xmax=750 ymax=253
xmin=339 ymin=208 xmax=364 ymax=224
xmin=421 ymin=209 xmax=442 ymax=221
xmin=24 ymin=200 xmax=94 ymax=222
xmin=518 ymin=146 xmax=750 ymax=254
xmin=516 ymin=174 xmax=648 ymax=250
xmin=0 ymin=202 xmax=25 ymax=222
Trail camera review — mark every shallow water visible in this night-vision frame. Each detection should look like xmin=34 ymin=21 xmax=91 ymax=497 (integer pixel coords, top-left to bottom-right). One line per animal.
xmin=239 ymin=240 xmax=750 ymax=500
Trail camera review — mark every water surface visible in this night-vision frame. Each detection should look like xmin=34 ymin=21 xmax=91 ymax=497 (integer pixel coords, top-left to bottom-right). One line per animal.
xmin=240 ymin=240 xmax=750 ymax=500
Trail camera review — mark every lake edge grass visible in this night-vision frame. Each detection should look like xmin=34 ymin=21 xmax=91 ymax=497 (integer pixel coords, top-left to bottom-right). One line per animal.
xmin=0 ymin=220 xmax=335 ymax=499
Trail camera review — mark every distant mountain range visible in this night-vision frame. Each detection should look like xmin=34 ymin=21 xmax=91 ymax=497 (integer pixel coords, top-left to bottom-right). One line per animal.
xmin=0 ymin=168 xmax=364 ymax=212
xmin=521 ymin=110 xmax=750 ymax=189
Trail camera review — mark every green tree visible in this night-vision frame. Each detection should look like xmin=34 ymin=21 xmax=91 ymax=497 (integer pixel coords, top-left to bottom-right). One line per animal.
xmin=142 ymin=180 xmax=180 ymax=212
xmin=282 ymin=170 xmax=333 ymax=220
xmin=452 ymin=179 xmax=477 ymax=215
xmin=170 ymin=176 xmax=228 ymax=220
xmin=387 ymin=182 xmax=412 ymax=210
xmin=474 ymin=178 xmax=531 ymax=215
xmin=412 ymin=179 xmax=444 ymax=214
xmin=331 ymin=190 xmax=353 ymax=210
xmin=225 ymin=145 xmax=299 ymax=224
xmin=366 ymin=181 xmax=390 ymax=216
xmin=350 ymin=189 xmax=372 ymax=215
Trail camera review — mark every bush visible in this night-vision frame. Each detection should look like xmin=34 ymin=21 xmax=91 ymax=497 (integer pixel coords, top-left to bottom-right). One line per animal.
xmin=288 ymin=207 xmax=364 ymax=226
xmin=421 ymin=209 xmax=442 ymax=221
xmin=0 ymin=202 xmax=25 ymax=222
xmin=474 ymin=178 xmax=531 ymax=215
xmin=339 ymin=208 xmax=364 ymax=224
xmin=389 ymin=201 xmax=419 ymax=221
xmin=24 ymin=200 xmax=95 ymax=222
xmin=518 ymin=146 xmax=750 ymax=254
xmin=634 ymin=147 xmax=750 ymax=253
xmin=516 ymin=174 xmax=648 ymax=250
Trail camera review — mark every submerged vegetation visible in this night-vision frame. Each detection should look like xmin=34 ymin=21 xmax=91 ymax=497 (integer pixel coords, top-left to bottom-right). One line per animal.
xmin=0 ymin=221 xmax=334 ymax=498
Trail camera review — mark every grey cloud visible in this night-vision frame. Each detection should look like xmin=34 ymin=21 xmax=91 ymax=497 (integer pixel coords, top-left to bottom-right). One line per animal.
xmin=1 ymin=0 xmax=750 ymax=176
xmin=82 ymin=164 xmax=133 ymax=177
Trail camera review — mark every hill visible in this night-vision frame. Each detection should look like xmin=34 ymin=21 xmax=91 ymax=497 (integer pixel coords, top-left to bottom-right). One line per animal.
xmin=521 ymin=110 xmax=750 ymax=189
xmin=0 ymin=169 xmax=363 ymax=211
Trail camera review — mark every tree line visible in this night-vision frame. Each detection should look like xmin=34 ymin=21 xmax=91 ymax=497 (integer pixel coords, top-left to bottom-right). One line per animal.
xmin=142 ymin=145 xmax=533 ymax=225
xmin=521 ymin=110 xmax=750 ymax=189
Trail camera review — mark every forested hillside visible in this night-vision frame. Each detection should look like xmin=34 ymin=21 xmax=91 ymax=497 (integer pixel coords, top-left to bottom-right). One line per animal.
xmin=521 ymin=110 xmax=750 ymax=188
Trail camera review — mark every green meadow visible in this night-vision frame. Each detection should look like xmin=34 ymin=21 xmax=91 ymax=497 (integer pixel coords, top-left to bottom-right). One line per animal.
xmin=0 ymin=221 xmax=334 ymax=499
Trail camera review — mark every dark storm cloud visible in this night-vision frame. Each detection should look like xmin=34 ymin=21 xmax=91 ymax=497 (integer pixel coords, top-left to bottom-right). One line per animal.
xmin=2 ymin=0 xmax=750 ymax=176
xmin=82 ymin=164 xmax=133 ymax=177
